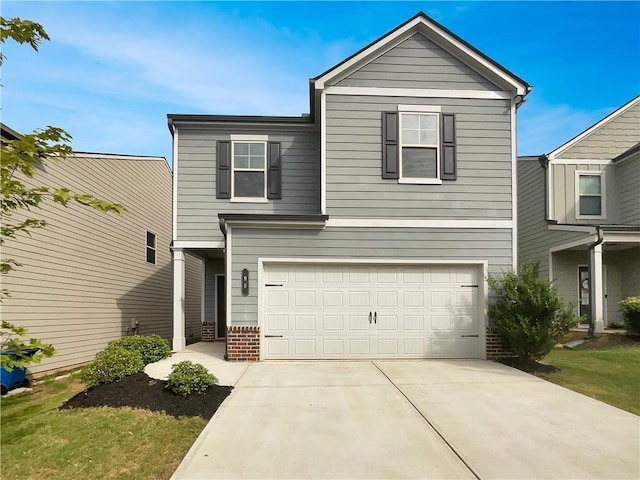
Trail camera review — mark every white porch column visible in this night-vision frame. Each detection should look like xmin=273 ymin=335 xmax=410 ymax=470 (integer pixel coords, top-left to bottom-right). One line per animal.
xmin=172 ymin=248 xmax=186 ymax=351
xmin=590 ymin=243 xmax=605 ymax=333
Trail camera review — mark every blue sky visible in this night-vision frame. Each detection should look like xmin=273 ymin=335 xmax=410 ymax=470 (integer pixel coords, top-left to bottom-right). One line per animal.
xmin=2 ymin=1 xmax=639 ymax=164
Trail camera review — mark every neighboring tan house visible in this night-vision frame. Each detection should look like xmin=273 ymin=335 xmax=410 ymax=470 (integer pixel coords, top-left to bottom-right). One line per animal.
xmin=170 ymin=12 xmax=531 ymax=360
xmin=1 ymin=123 xmax=203 ymax=374
xmin=518 ymin=96 xmax=640 ymax=332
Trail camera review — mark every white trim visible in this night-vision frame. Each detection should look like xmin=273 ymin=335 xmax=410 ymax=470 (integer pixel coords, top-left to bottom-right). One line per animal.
xmin=257 ymin=257 xmax=489 ymax=360
xmin=214 ymin=273 xmax=225 ymax=340
xmin=230 ymin=134 xmax=269 ymax=141
xmin=230 ymin=198 xmax=269 ymax=204
xmin=172 ymin=240 xmax=225 ymax=249
xmin=590 ymin=243 xmax=605 ymax=333
xmin=325 ymin=218 xmax=513 ymax=228
xmin=547 ymin=224 xmax=597 ymax=233
xmin=549 ymin=158 xmax=613 ymax=165
xmin=320 ymin=90 xmax=327 ymax=215
xmin=548 ymin=96 xmax=640 ymax=158
xmin=575 ymin=170 xmax=606 ymax=220
xmin=221 ymin=220 xmax=326 ymax=229
xmin=549 ymin=235 xmax=596 ymax=253
xmin=225 ymin=227 xmax=232 ymax=333
xmin=324 ymin=86 xmax=512 ymax=99
xmin=172 ymin=126 xmax=178 ymax=240
xmin=398 ymin=178 xmax=442 ymax=185
xmin=547 ymin=162 xmax=553 ymax=220
xmin=511 ymin=99 xmax=518 ymax=272
xmin=314 ymin=15 xmax=528 ymax=94
xmin=398 ymin=111 xmax=440 ymax=183
xmin=603 ymin=232 xmax=640 ymax=244
xmin=172 ymin=248 xmax=186 ymax=352
xmin=397 ymin=104 xmax=442 ymax=112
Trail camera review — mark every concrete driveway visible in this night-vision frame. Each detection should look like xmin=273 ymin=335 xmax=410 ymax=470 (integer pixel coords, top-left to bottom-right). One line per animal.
xmin=172 ymin=360 xmax=640 ymax=480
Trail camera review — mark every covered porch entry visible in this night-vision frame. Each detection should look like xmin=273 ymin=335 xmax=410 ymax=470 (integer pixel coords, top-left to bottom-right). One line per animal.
xmin=549 ymin=229 xmax=640 ymax=332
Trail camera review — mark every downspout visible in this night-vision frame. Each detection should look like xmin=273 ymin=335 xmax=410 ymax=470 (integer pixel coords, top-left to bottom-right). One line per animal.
xmin=587 ymin=226 xmax=604 ymax=338
xmin=219 ymin=218 xmax=229 ymax=360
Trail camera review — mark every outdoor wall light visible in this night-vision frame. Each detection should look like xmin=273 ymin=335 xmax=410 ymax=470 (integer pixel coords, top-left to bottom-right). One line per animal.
xmin=242 ymin=269 xmax=249 ymax=296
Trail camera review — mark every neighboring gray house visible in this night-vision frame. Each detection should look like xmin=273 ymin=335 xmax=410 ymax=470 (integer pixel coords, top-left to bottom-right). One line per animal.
xmin=170 ymin=12 xmax=531 ymax=360
xmin=518 ymin=96 xmax=640 ymax=332
xmin=1 ymin=123 xmax=203 ymax=374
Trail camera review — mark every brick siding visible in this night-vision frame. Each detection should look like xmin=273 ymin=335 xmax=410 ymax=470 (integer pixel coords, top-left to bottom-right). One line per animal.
xmin=226 ymin=325 xmax=260 ymax=361
xmin=485 ymin=327 xmax=517 ymax=360
xmin=201 ymin=322 xmax=216 ymax=342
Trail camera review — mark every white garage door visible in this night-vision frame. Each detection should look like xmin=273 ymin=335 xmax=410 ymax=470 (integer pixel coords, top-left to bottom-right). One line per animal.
xmin=263 ymin=264 xmax=482 ymax=359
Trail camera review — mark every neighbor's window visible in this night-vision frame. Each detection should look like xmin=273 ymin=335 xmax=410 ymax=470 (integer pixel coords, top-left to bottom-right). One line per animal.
xmin=400 ymin=113 xmax=439 ymax=182
xmin=232 ymin=142 xmax=266 ymax=199
xmin=577 ymin=173 xmax=604 ymax=218
xmin=146 ymin=231 xmax=156 ymax=265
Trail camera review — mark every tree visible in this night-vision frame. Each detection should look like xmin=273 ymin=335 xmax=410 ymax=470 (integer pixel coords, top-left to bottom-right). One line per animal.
xmin=487 ymin=259 xmax=580 ymax=363
xmin=1 ymin=17 xmax=125 ymax=372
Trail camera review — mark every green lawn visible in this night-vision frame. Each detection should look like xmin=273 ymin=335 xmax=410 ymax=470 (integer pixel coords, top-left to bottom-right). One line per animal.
xmin=0 ymin=374 xmax=206 ymax=480
xmin=537 ymin=340 xmax=640 ymax=415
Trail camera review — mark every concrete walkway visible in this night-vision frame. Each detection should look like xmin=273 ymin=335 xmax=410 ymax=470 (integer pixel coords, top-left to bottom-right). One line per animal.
xmin=170 ymin=359 xmax=640 ymax=480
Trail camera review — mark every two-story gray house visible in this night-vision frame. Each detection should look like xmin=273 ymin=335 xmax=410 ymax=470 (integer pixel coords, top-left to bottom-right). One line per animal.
xmin=170 ymin=12 xmax=531 ymax=360
xmin=519 ymin=96 xmax=640 ymax=333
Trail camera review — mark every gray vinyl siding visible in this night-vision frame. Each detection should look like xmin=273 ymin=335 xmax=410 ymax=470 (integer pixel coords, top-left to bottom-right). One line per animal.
xmin=333 ymin=33 xmax=500 ymax=91
xmin=550 ymin=250 xmax=587 ymax=318
xmin=549 ymin=163 xmax=616 ymax=224
xmin=557 ymin=103 xmax=640 ymax=160
xmin=517 ymin=157 xmax=590 ymax=277
xmin=2 ymin=153 xmax=201 ymax=374
xmin=176 ymin=127 xmax=320 ymax=241
xmin=616 ymin=153 xmax=640 ymax=225
xmin=326 ymin=95 xmax=513 ymax=218
xmin=229 ymin=226 xmax=512 ymax=325
xmin=620 ymin=247 xmax=640 ymax=300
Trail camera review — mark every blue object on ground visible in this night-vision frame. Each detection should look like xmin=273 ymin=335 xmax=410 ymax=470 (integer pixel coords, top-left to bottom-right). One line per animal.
xmin=0 ymin=348 xmax=40 ymax=395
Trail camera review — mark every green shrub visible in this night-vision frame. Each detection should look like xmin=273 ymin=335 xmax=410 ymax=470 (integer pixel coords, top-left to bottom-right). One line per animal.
xmin=619 ymin=296 xmax=640 ymax=337
xmin=107 ymin=334 xmax=172 ymax=365
xmin=81 ymin=347 xmax=144 ymax=388
xmin=488 ymin=259 xmax=580 ymax=363
xmin=166 ymin=361 xmax=217 ymax=396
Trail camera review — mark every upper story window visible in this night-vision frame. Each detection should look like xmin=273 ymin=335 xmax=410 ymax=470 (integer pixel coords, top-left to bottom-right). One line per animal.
xmin=146 ymin=231 xmax=156 ymax=265
xmin=399 ymin=113 xmax=439 ymax=183
xmin=576 ymin=171 xmax=605 ymax=219
xmin=232 ymin=141 xmax=267 ymax=200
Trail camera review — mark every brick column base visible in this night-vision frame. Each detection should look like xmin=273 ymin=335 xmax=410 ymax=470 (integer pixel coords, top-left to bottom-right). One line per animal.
xmin=486 ymin=327 xmax=517 ymax=360
xmin=201 ymin=322 xmax=216 ymax=342
xmin=226 ymin=326 xmax=260 ymax=361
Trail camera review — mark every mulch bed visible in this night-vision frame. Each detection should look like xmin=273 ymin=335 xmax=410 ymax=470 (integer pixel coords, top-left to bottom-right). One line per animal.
xmin=498 ymin=358 xmax=559 ymax=374
xmin=59 ymin=372 xmax=232 ymax=419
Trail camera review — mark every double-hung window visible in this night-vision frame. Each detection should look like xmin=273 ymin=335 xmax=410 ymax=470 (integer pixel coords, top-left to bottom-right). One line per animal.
xmin=399 ymin=112 xmax=440 ymax=183
xmin=232 ymin=141 xmax=266 ymax=200
xmin=576 ymin=171 xmax=605 ymax=219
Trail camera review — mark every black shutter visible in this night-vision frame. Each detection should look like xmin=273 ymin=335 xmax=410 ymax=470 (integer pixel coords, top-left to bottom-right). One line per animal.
xmin=267 ymin=141 xmax=282 ymax=199
xmin=441 ymin=113 xmax=457 ymax=181
xmin=382 ymin=112 xmax=399 ymax=179
xmin=216 ymin=140 xmax=231 ymax=199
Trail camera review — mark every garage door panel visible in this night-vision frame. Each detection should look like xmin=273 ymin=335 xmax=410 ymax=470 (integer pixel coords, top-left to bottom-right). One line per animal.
xmin=262 ymin=264 xmax=482 ymax=359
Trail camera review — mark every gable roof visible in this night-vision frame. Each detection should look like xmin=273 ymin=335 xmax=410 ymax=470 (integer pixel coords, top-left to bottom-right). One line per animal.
xmin=313 ymin=11 xmax=531 ymax=96
xmin=548 ymin=95 xmax=640 ymax=158
xmin=613 ymin=141 xmax=640 ymax=164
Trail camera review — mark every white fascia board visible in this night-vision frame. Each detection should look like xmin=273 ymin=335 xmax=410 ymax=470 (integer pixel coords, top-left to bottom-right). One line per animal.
xmin=173 ymin=240 xmax=225 ymax=249
xmin=603 ymin=232 xmax=640 ymax=243
xmin=260 ymin=257 xmax=489 ymax=267
xmin=511 ymin=99 xmax=518 ymax=272
xmin=320 ymin=90 xmax=327 ymax=215
xmin=549 ymin=158 xmax=613 ymax=165
xmin=324 ymin=86 xmax=511 ymax=100
xmin=223 ymin=220 xmax=326 ymax=229
xmin=548 ymin=224 xmax=597 ymax=233
xmin=548 ymin=96 xmax=640 ymax=159
xmin=172 ymin=126 xmax=178 ymax=241
xmin=315 ymin=16 xmax=527 ymax=95
xmin=325 ymin=218 xmax=513 ymax=229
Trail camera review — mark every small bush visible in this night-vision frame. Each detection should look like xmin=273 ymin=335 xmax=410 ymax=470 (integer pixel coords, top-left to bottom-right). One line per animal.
xmin=620 ymin=296 xmax=640 ymax=337
xmin=166 ymin=361 xmax=217 ymax=396
xmin=81 ymin=347 xmax=144 ymax=388
xmin=107 ymin=334 xmax=172 ymax=365
xmin=488 ymin=259 xmax=580 ymax=363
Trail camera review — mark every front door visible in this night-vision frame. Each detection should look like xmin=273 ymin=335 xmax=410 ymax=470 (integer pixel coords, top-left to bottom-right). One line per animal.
xmin=578 ymin=265 xmax=590 ymax=324
xmin=216 ymin=275 xmax=226 ymax=338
